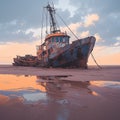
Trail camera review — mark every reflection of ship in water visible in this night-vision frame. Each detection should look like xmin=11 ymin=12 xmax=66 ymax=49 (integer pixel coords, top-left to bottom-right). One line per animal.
xmin=36 ymin=76 xmax=94 ymax=96
xmin=0 ymin=74 xmax=99 ymax=105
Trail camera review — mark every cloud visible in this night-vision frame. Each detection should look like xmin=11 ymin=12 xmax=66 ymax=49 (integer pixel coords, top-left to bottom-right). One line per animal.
xmin=84 ymin=14 xmax=99 ymax=27
xmin=25 ymin=28 xmax=41 ymax=39
xmin=116 ymin=37 xmax=120 ymax=41
xmin=0 ymin=0 xmax=120 ymax=65
xmin=59 ymin=22 xmax=83 ymax=41
xmin=114 ymin=42 xmax=120 ymax=47
xmin=94 ymin=33 xmax=103 ymax=42
xmin=68 ymin=22 xmax=82 ymax=34
xmin=69 ymin=0 xmax=120 ymax=47
xmin=114 ymin=36 xmax=120 ymax=46
xmin=80 ymin=31 xmax=90 ymax=38
xmin=56 ymin=0 xmax=77 ymax=17
xmin=0 ymin=0 xmax=57 ymax=43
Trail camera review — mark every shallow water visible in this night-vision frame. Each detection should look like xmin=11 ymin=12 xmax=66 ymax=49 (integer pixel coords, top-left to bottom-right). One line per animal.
xmin=0 ymin=74 xmax=120 ymax=120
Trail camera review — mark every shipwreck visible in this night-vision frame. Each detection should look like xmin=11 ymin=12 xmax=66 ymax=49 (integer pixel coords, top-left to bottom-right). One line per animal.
xmin=13 ymin=4 xmax=96 ymax=68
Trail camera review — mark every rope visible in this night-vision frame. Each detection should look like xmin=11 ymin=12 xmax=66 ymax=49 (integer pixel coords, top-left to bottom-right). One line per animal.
xmin=91 ymin=52 xmax=102 ymax=69
xmin=56 ymin=13 xmax=79 ymax=40
xmin=45 ymin=8 xmax=48 ymax=34
xmin=40 ymin=8 xmax=44 ymax=45
xmin=57 ymin=13 xmax=101 ymax=69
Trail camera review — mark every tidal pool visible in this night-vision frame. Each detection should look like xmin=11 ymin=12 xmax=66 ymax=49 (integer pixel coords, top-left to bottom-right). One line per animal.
xmin=0 ymin=74 xmax=120 ymax=120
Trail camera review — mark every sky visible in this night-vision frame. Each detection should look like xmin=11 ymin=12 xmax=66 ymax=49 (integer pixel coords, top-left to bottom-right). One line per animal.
xmin=0 ymin=0 xmax=120 ymax=65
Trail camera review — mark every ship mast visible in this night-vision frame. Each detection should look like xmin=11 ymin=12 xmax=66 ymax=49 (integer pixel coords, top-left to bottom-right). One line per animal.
xmin=46 ymin=4 xmax=60 ymax=33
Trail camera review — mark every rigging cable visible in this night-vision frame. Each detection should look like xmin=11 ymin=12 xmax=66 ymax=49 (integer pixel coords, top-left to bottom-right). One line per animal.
xmin=54 ymin=15 xmax=60 ymax=31
xmin=91 ymin=21 xmax=102 ymax=69
xmin=41 ymin=8 xmax=44 ymax=45
xmin=45 ymin=5 xmax=101 ymax=69
xmin=57 ymin=13 xmax=101 ymax=69
xmin=57 ymin=14 xmax=101 ymax=68
xmin=56 ymin=13 xmax=79 ymax=40
xmin=91 ymin=52 xmax=102 ymax=69
xmin=45 ymin=8 xmax=49 ymax=34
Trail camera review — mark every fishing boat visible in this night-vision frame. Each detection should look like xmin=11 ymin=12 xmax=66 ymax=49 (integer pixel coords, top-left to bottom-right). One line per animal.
xmin=13 ymin=4 xmax=96 ymax=68
xmin=36 ymin=4 xmax=96 ymax=68
xmin=13 ymin=55 xmax=38 ymax=66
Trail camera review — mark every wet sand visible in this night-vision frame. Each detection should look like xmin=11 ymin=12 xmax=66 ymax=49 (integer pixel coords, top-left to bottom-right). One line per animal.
xmin=0 ymin=65 xmax=120 ymax=81
xmin=0 ymin=65 xmax=120 ymax=120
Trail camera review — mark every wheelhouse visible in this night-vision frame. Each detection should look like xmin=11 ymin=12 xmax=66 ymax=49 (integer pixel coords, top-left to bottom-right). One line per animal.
xmin=45 ymin=32 xmax=70 ymax=49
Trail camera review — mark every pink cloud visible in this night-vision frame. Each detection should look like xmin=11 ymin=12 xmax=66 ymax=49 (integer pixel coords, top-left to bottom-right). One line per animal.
xmin=84 ymin=14 xmax=99 ymax=27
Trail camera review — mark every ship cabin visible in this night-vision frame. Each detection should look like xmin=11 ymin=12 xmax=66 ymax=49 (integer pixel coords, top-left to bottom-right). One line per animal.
xmin=37 ymin=31 xmax=70 ymax=60
xmin=45 ymin=31 xmax=70 ymax=49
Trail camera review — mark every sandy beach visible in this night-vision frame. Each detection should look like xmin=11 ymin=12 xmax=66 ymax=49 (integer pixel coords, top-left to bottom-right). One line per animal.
xmin=0 ymin=65 xmax=120 ymax=120
xmin=0 ymin=65 xmax=120 ymax=81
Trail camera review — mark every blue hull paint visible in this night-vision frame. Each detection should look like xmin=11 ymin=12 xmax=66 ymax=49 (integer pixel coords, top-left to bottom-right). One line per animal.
xmin=13 ymin=3 xmax=96 ymax=68
xmin=13 ymin=36 xmax=95 ymax=68
xmin=43 ymin=36 xmax=96 ymax=68
xmin=52 ymin=45 xmax=89 ymax=67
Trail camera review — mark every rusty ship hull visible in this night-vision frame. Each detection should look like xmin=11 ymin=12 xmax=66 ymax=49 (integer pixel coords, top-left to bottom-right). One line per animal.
xmin=13 ymin=36 xmax=95 ymax=68
xmin=13 ymin=4 xmax=96 ymax=68
xmin=38 ymin=36 xmax=95 ymax=68
xmin=13 ymin=55 xmax=39 ymax=67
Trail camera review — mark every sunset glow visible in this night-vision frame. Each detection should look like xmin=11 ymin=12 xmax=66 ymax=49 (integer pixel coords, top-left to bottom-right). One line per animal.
xmin=0 ymin=74 xmax=46 ymax=92
xmin=0 ymin=0 xmax=120 ymax=65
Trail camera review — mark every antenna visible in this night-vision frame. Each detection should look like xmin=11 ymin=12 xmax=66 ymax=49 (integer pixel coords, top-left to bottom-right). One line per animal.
xmin=45 ymin=4 xmax=59 ymax=33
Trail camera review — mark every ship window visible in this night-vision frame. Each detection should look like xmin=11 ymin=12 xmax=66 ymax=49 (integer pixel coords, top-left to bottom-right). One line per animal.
xmin=65 ymin=37 xmax=69 ymax=43
xmin=60 ymin=37 xmax=63 ymax=42
xmin=52 ymin=37 xmax=54 ymax=42
xmin=63 ymin=37 xmax=66 ymax=42
xmin=56 ymin=37 xmax=59 ymax=42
